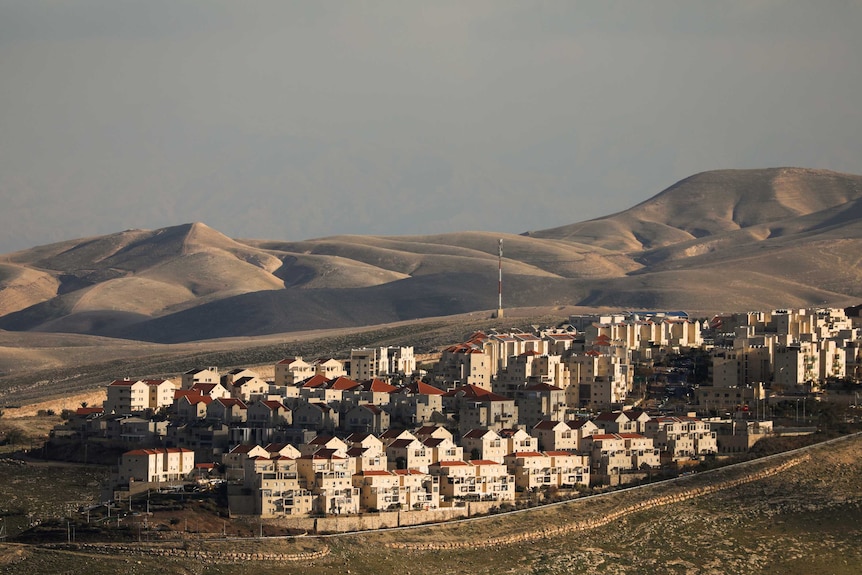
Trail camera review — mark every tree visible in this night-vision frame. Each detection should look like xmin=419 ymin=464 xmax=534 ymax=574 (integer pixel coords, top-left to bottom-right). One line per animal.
xmin=2 ymin=428 xmax=25 ymax=446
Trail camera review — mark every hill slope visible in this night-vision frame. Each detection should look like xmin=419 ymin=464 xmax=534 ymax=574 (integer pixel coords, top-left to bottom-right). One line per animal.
xmin=1 ymin=167 xmax=861 ymax=342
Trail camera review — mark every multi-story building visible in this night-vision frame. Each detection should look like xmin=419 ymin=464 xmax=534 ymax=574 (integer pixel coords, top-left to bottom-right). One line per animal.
xmin=643 ymin=416 xmax=717 ymax=461
xmin=118 ymin=447 xmax=195 ymax=485
xmin=243 ymin=454 xmax=314 ymax=517
xmin=461 ymin=428 xmax=506 ymax=463
xmin=296 ymin=449 xmax=359 ymax=515
xmin=105 ymin=379 xmax=149 ymax=414
xmin=584 ymin=433 xmax=660 ymax=485
xmin=181 ymin=367 xmax=220 ymax=390
xmin=274 ymin=357 xmax=315 ymax=387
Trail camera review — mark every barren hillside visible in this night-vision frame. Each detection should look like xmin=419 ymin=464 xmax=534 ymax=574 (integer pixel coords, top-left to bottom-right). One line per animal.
xmin=1 ymin=168 xmax=861 ymax=342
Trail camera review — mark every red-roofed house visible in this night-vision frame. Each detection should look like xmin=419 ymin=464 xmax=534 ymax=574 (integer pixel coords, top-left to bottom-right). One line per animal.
xmin=118 ymin=447 xmax=195 ymax=485
xmin=583 ymin=433 xmax=660 ymax=485
xmin=429 ymin=460 xmax=476 ymax=501
xmin=389 ymin=381 xmax=445 ymax=427
xmin=175 ymin=394 xmax=213 ymax=421
xmin=275 ymin=357 xmax=314 ymax=387
xmin=386 ymin=437 xmax=432 ymax=473
xmin=293 ymin=401 xmax=338 ymax=432
xmin=457 ymin=391 xmax=518 ymax=435
xmin=394 ymin=469 xmax=439 ymax=510
xmin=297 ymin=450 xmax=359 ymax=515
xmin=461 ymin=429 xmax=505 ymax=463
xmin=182 ymin=367 xmax=219 ymax=390
xmin=503 ymin=451 xmax=554 ymax=490
xmin=247 ymin=399 xmax=292 ymax=428
xmin=206 ymin=397 xmax=248 ymax=424
xmin=189 ymin=382 xmax=231 ymax=400
xmin=344 ymin=403 xmax=390 ymax=434
xmin=421 ymin=436 xmax=463 ymax=463
xmin=470 ymin=459 xmax=515 ymax=501
xmin=352 ymin=470 xmax=402 ymax=511
xmin=104 ymin=379 xmax=148 ymax=414
xmin=229 ymin=375 xmax=269 ymax=402
xmin=355 ymin=378 xmax=399 ymax=406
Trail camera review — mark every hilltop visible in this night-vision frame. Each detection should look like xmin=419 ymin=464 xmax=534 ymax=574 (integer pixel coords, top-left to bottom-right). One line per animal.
xmin=1 ymin=167 xmax=861 ymax=343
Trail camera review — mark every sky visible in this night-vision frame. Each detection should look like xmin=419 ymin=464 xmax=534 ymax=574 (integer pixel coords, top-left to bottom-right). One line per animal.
xmin=1 ymin=1 xmax=860 ymax=254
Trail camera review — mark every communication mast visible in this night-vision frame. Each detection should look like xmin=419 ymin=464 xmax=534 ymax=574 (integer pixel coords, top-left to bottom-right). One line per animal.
xmin=495 ymin=238 xmax=504 ymax=318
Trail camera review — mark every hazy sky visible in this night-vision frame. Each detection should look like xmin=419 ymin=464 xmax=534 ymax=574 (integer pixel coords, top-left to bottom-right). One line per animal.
xmin=1 ymin=1 xmax=860 ymax=254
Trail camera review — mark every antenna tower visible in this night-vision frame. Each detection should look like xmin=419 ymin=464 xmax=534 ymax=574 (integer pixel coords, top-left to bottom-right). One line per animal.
xmin=495 ymin=238 xmax=504 ymax=318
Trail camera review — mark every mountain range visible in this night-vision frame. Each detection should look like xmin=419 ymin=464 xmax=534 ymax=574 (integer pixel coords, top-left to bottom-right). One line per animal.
xmin=1 ymin=167 xmax=861 ymax=343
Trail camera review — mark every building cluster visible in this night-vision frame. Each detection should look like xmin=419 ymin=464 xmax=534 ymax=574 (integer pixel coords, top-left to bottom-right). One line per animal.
xmin=704 ymin=307 xmax=861 ymax=410
xmin=54 ymin=307 xmax=862 ymax=518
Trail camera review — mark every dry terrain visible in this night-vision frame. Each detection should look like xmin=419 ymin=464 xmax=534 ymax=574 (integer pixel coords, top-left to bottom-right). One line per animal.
xmin=1 ymin=433 xmax=860 ymax=575
xmin=1 ymin=168 xmax=861 ymax=343
xmin=0 ymin=306 xmax=593 ymax=408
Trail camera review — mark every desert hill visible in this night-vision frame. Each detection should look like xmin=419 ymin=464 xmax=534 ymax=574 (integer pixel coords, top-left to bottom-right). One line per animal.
xmin=1 ymin=167 xmax=861 ymax=342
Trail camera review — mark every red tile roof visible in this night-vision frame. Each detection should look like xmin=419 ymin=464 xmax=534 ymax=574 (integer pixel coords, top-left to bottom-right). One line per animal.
xmin=330 ymin=376 xmax=361 ymax=391
xmin=508 ymin=451 xmax=545 ymax=458
xmin=301 ymin=374 xmax=330 ymax=388
xmin=362 ymin=378 xmax=398 ymax=393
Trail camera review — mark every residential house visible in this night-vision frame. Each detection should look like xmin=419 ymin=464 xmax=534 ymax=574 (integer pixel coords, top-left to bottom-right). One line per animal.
xmin=461 ymin=429 xmax=506 ymax=463
xmin=104 ymin=379 xmax=148 ymax=414
xmin=644 ymin=416 xmax=718 ymax=462
xmin=299 ymin=435 xmax=348 ymax=458
xmin=353 ymin=470 xmax=403 ymax=511
xmin=292 ymin=401 xmax=338 ymax=432
xmin=182 ymin=367 xmax=220 ymax=390
xmin=118 ymin=447 xmax=195 ymax=486
xmin=394 ymin=469 xmax=440 ymax=510
xmin=243 ymin=454 xmax=314 ymax=517
xmin=546 ymin=451 xmax=590 ymax=488
xmin=388 ymin=381 xmax=445 ymax=427
xmin=584 ymin=433 xmax=660 ymax=485
xmin=429 ymin=460 xmax=478 ymax=502
xmin=344 ymin=404 xmax=390 ymax=434
xmin=386 ymin=437 xmax=432 ymax=472
xmin=313 ymin=358 xmax=347 ymax=379
xmin=296 ymin=449 xmax=360 ymax=515
xmin=515 ymin=382 xmax=567 ymax=428
xmin=174 ymin=394 xmax=212 ymax=421
xmin=206 ymin=397 xmax=248 ymax=425
xmin=470 ymin=459 xmax=515 ymax=501
xmin=247 ymin=400 xmax=292 ymax=428
xmin=222 ymin=444 xmax=269 ymax=481
xmin=499 ymin=428 xmax=538 ymax=454
xmin=503 ymin=451 xmax=554 ymax=491
xmin=229 ymin=376 xmax=269 ymax=402
xmin=275 ymin=357 xmax=315 ymax=387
